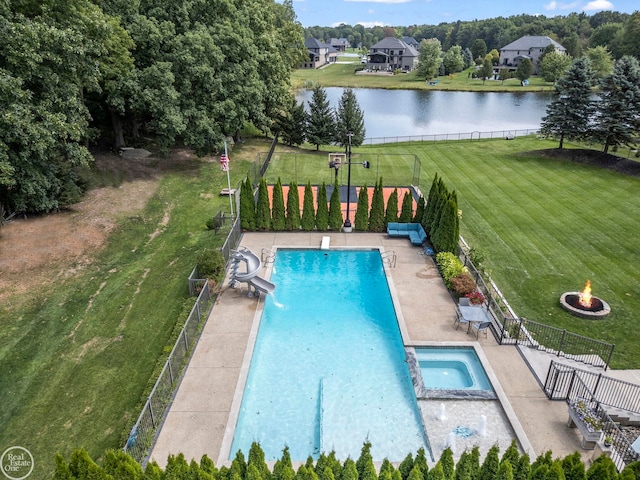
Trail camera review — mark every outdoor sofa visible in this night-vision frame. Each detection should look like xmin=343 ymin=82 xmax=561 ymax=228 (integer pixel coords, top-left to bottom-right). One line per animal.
xmin=386 ymin=222 xmax=427 ymax=246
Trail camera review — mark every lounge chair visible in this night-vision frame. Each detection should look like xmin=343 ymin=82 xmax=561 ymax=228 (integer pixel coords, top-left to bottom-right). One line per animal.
xmin=453 ymin=307 xmax=471 ymax=331
xmin=470 ymin=321 xmax=492 ymax=339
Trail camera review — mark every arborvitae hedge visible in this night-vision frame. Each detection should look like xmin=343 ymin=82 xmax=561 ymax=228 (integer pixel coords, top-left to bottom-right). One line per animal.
xmin=255 ymin=178 xmax=271 ymax=231
xmin=369 ymin=178 xmax=385 ymax=232
xmin=328 ymin=180 xmax=343 ymax=231
xmin=422 ymin=174 xmax=439 ymax=233
xmin=301 ymin=181 xmax=316 ymax=231
xmin=316 ymin=182 xmax=329 ymax=231
xmin=385 ymin=187 xmax=399 ymax=225
xmin=354 ymin=184 xmax=369 ymax=231
xmin=240 ymin=177 xmax=256 ymax=231
xmin=271 ymin=177 xmax=286 ymax=231
xmin=285 ymin=181 xmax=301 ymax=231
xmin=413 ymin=195 xmax=426 ymax=224
xmin=400 ymin=191 xmax=414 ymax=223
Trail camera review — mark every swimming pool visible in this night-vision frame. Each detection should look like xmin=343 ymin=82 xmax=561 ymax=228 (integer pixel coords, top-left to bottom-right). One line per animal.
xmin=229 ymin=249 xmax=431 ymax=462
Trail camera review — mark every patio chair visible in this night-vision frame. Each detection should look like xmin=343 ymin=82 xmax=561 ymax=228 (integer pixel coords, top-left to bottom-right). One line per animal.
xmin=453 ymin=307 xmax=471 ymax=331
xmin=470 ymin=321 xmax=492 ymax=339
xmin=459 ymin=297 xmax=471 ymax=306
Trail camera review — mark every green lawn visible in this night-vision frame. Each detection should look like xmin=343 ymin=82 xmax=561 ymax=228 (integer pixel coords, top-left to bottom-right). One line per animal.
xmin=0 ymin=143 xmax=259 ymax=478
xmin=266 ymin=138 xmax=640 ymax=369
xmin=292 ymin=64 xmax=555 ymax=92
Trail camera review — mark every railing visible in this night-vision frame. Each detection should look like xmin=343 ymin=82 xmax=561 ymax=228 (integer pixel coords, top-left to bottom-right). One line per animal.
xmin=221 ymin=216 xmax=243 ymax=263
xmin=361 ymin=128 xmax=540 ymax=145
xmin=457 ymin=239 xmax=614 ymax=369
xmin=544 ymin=361 xmax=640 ymax=470
xmin=381 ymin=250 xmax=396 ymax=268
xmin=123 ymin=284 xmax=214 ymax=464
xmin=261 ymin=248 xmax=276 ymax=265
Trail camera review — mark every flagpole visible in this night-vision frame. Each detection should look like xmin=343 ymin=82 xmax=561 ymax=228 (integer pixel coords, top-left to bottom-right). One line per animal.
xmin=223 ymin=140 xmax=234 ymax=219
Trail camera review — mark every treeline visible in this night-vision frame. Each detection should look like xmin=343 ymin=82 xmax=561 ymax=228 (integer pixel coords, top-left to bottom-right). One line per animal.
xmin=54 ymin=441 xmax=640 ymax=480
xmin=0 ymin=0 xmax=305 ymax=218
xmin=305 ymin=10 xmax=640 ymax=61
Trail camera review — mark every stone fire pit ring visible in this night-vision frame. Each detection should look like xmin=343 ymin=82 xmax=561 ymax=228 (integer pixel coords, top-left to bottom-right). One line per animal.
xmin=559 ymin=292 xmax=611 ymax=319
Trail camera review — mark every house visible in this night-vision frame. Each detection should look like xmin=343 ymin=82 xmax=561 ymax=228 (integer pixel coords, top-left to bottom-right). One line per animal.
xmin=498 ymin=35 xmax=567 ymax=74
xmin=300 ymin=38 xmax=338 ymax=69
xmin=402 ymin=36 xmax=420 ymax=48
xmin=367 ymin=37 xmax=419 ymax=72
xmin=330 ymin=38 xmax=350 ymax=52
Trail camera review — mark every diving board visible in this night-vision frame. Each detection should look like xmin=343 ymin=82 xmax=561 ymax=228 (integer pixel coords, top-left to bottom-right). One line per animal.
xmin=321 ymin=236 xmax=330 ymax=250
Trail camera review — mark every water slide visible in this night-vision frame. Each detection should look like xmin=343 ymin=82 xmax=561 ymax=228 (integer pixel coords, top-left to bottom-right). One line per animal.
xmin=229 ymin=247 xmax=275 ymax=296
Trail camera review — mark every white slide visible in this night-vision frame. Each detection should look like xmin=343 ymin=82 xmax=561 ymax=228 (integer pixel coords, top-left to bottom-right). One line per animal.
xmin=229 ymin=247 xmax=275 ymax=295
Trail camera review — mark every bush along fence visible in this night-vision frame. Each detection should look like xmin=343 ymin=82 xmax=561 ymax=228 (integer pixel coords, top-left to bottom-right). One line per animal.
xmin=544 ymin=360 xmax=640 ymax=470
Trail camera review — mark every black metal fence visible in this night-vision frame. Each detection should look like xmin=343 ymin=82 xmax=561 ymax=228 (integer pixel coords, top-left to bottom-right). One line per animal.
xmin=458 ymin=240 xmax=615 ymax=369
xmin=544 ymin=361 xmax=640 ymax=470
xmin=123 ymin=284 xmax=214 ymax=464
xmin=362 ymin=128 xmax=540 ymax=145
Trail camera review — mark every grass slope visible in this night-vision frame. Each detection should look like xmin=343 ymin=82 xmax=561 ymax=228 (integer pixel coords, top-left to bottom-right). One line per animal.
xmin=0 ymin=145 xmax=257 ymax=478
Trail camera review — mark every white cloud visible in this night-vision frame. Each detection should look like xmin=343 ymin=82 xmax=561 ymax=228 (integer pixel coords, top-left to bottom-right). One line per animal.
xmin=354 ymin=20 xmax=390 ymax=27
xmin=582 ymin=0 xmax=614 ymax=10
xmin=368 ymin=9 xmax=376 ymax=13
xmin=544 ymin=0 xmax=581 ymax=10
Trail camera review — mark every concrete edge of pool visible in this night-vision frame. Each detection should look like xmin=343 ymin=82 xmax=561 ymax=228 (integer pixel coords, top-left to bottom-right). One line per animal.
xmin=218 ymin=247 xmax=533 ymax=466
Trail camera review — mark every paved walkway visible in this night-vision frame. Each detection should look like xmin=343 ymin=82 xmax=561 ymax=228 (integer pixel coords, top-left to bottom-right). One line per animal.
xmin=150 ymin=232 xmax=637 ymax=467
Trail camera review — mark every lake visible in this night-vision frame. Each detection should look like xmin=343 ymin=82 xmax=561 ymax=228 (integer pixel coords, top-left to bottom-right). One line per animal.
xmin=295 ymin=88 xmax=553 ymax=143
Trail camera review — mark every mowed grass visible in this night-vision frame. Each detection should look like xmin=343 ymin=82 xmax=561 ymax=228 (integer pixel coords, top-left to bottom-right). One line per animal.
xmin=267 ymin=138 xmax=640 ymax=369
xmin=0 ymin=144 xmax=259 ymax=478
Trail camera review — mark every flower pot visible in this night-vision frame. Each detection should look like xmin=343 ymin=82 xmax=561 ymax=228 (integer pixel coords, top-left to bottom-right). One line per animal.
xmin=568 ymin=405 xmax=602 ymax=449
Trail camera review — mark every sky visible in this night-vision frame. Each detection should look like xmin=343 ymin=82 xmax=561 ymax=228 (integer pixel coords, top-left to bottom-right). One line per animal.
xmin=290 ymin=0 xmax=638 ymax=28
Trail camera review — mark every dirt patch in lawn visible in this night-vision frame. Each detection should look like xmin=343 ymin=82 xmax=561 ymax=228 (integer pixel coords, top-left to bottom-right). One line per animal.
xmin=0 ymin=150 xmax=201 ymax=302
xmin=534 ymin=148 xmax=640 ymax=177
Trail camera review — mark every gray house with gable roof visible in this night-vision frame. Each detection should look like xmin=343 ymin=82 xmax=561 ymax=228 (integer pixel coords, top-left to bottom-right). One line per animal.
xmin=367 ymin=37 xmax=419 ymax=72
xmin=300 ymin=37 xmax=338 ymax=69
xmin=499 ymin=35 xmax=566 ymax=74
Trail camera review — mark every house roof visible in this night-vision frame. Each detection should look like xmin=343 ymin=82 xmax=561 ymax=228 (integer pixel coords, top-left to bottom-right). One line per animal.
xmin=305 ymin=37 xmax=326 ymax=49
xmin=330 ymin=37 xmax=349 ymax=47
xmin=500 ymin=35 xmax=566 ymax=52
xmin=402 ymin=36 xmax=419 ymax=47
xmin=370 ymin=37 xmax=418 ymax=57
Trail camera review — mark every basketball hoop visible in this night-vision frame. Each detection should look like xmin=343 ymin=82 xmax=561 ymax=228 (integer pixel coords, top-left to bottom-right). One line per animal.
xmin=328 ymin=153 xmax=346 ymax=169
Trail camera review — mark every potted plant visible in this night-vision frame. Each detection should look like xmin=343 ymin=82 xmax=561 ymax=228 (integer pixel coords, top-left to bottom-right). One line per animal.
xmin=604 ymin=435 xmax=613 ymax=447
xmin=466 ymin=291 xmax=486 ymax=306
xmin=567 ymin=399 xmax=603 ymax=449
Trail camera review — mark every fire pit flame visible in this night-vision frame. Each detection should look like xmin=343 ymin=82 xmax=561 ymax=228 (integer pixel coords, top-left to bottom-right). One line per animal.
xmin=579 ymin=280 xmax=592 ymax=309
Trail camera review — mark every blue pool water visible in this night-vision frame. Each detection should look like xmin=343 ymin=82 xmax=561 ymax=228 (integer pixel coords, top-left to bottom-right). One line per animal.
xmin=230 ymin=249 xmax=431 ymax=462
xmin=416 ymin=347 xmax=493 ymax=391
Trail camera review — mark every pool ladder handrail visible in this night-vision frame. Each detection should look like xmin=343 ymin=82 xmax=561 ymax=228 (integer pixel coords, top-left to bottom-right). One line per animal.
xmin=381 ymin=250 xmax=396 ymax=268
xmin=261 ymin=248 xmax=276 ymax=265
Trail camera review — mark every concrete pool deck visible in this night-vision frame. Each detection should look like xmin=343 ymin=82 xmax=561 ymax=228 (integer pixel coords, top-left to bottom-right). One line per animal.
xmin=150 ymin=232 xmax=622 ymax=467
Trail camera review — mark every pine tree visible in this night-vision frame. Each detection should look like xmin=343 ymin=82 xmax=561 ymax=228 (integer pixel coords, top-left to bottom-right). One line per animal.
xmin=356 ymin=442 xmax=374 ymax=480
xmin=422 ymin=174 xmax=440 ymax=233
xmin=328 ymin=180 xmax=343 ymax=231
xmin=307 ymin=85 xmax=335 ymax=150
xmin=398 ymin=454 xmax=415 ymax=480
xmin=240 ymin=177 xmax=256 ymax=231
xmin=469 ymin=446 xmax=481 ymax=480
xmin=496 ymin=461 xmax=514 ymax=480
xmin=368 ymin=178 xmax=386 ymax=232
xmin=479 ymin=445 xmax=500 ymax=480
xmin=408 ymin=466 xmax=424 ymax=480
xmin=255 ymin=178 xmax=271 ymax=231
xmin=513 ymin=454 xmax=530 ymax=480
xmin=427 ymin=463 xmax=445 ymax=480
xmin=439 ymin=447 xmax=455 ymax=480
xmin=334 ymin=88 xmax=366 ymax=150
xmin=249 ymin=442 xmax=271 ymax=480
xmin=301 ymin=181 xmax=316 ymax=231
xmin=316 ymin=182 xmax=329 ymax=231
xmin=540 ymin=57 xmax=595 ymax=149
xmin=594 ymin=55 xmax=640 ymax=153
xmin=400 ymin=191 xmax=414 ymax=222
xmin=414 ymin=448 xmax=429 ymax=477
xmin=285 ymin=182 xmax=301 ymax=231
xmin=385 ymin=187 xmax=399 ymax=225
xmin=354 ymin=185 xmax=370 ymax=231
xmin=545 ymin=461 xmax=565 ymax=480
xmin=455 ymin=452 xmax=472 ymax=480
xmin=560 ymin=452 xmax=585 ymax=480
xmin=339 ymin=459 xmax=358 ymax=480
xmin=379 ymin=459 xmax=396 ymax=480
xmin=501 ymin=440 xmax=520 ymax=467
xmin=276 ymin=98 xmax=307 ymax=147
xmin=271 ymin=178 xmax=286 ymax=231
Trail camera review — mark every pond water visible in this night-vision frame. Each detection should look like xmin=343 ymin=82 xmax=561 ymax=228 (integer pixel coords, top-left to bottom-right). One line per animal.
xmin=295 ymin=87 xmax=552 ymax=141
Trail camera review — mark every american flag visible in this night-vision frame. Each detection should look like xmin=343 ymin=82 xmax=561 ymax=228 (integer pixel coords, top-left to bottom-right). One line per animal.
xmin=220 ymin=154 xmax=229 ymax=171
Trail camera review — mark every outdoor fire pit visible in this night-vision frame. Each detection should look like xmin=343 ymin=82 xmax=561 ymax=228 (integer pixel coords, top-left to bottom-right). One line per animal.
xmin=560 ymin=280 xmax=611 ymax=319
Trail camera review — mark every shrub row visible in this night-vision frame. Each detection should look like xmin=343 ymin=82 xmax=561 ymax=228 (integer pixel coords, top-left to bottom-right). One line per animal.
xmin=54 ymin=440 xmax=640 ymax=480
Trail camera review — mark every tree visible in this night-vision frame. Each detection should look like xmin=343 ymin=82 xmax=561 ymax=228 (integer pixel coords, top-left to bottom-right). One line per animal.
xmin=301 ymin=181 xmax=315 ymax=231
xmin=417 ymin=38 xmax=442 ymax=80
xmin=539 ymin=51 xmax=573 ymax=83
xmin=619 ymin=11 xmax=640 ymax=59
xmin=515 ymin=58 xmax=533 ymax=82
xmin=442 ymin=46 xmax=464 ymax=75
xmin=315 ymin=182 xmax=329 ymax=231
xmin=487 ymin=48 xmax=500 ymax=65
xmin=271 ymin=178 xmax=286 ymax=231
xmin=240 ymin=178 xmax=256 ymax=230
xmin=334 ymin=88 xmax=366 ymax=149
xmin=285 ymin=182 xmax=301 ymax=231
xmin=385 ymin=188 xmax=399 ymax=224
xmin=328 ymin=180 xmax=343 ymax=231
xmin=498 ymin=68 xmax=511 ymax=84
xmin=585 ymin=46 xmax=614 ymax=79
xmin=307 ymin=85 xmax=335 ymax=150
xmin=540 ymin=57 xmax=595 ymax=148
xmin=471 ymin=39 xmax=487 ymax=62
xmin=277 ymin=98 xmax=307 ymax=146
xmin=413 ymin=196 xmax=426 ymax=224
xmin=593 ymin=55 xmax=640 ymax=153
xmin=479 ymin=446 xmax=500 ymax=480
xmin=479 ymin=58 xmax=494 ymax=84
xmin=354 ymin=185 xmax=370 ymax=231
xmin=368 ymin=178 xmax=386 ymax=232
xmin=399 ymin=191 xmax=413 ymax=222
xmin=255 ymin=178 xmax=271 ymax=231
